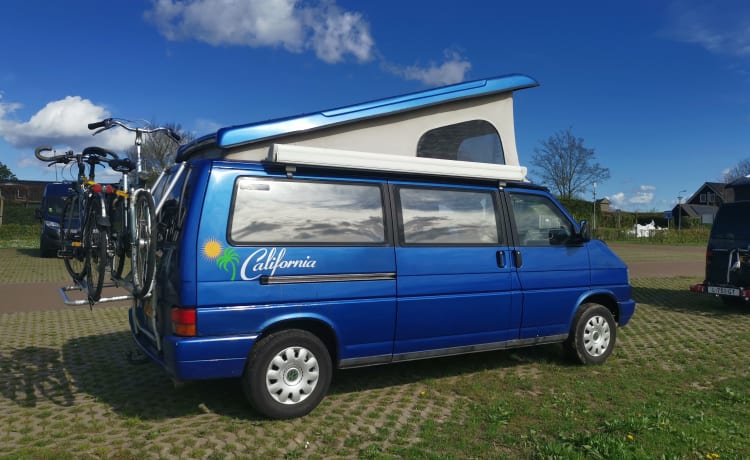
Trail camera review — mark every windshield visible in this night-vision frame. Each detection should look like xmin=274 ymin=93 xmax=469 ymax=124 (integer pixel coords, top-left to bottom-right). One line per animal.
xmin=711 ymin=202 xmax=750 ymax=240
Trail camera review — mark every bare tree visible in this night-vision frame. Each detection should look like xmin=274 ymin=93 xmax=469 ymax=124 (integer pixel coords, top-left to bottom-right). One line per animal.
xmin=724 ymin=158 xmax=750 ymax=183
xmin=126 ymin=122 xmax=194 ymax=176
xmin=530 ymin=128 xmax=610 ymax=199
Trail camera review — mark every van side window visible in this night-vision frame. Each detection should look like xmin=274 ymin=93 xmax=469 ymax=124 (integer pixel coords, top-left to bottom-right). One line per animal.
xmin=417 ymin=120 xmax=505 ymax=165
xmin=230 ymin=178 xmax=385 ymax=244
xmin=397 ymin=187 xmax=501 ymax=245
xmin=510 ymin=193 xmax=573 ymax=246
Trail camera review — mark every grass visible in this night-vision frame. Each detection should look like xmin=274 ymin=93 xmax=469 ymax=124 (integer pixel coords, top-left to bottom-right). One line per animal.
xmin=1 ymin=246 xmax=749 ymax=458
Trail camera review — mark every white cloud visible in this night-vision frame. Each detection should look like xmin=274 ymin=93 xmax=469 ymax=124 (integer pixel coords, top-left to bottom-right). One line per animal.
xmin=146 ymin=0 xmax=374 ymax=63
xmin=401 ymin=51 xmax=472 ymax=86
xmin=629 ymin=191 xmax=654 ymax=205
xmin=609 ymin=192 xmax=627 ymax=208
xmin=607 ymin=185 xmax=656 ymax=208
xmin=0 ymin=95 xmax=132 ymax=152
xmin=146 ymin=0 xmax=472 ymax=84
xmin=665 ymin=2 xmax=750 ymax=57
xmin=384 ymin=50 xmax=472 ymax=86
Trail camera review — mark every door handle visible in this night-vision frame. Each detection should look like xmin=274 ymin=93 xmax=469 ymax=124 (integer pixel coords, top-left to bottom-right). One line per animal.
xmin=513 ymin=250 xmax=523 ymax=268
xmin=496 ymin=250 xmax=505 ymax=268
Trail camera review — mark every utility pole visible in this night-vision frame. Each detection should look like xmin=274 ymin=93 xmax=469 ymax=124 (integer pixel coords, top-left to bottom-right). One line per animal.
xmin=677 ymin=189 xmax=686 ymax=230
xmin=592 ymin=182 xmax=597 ymax=231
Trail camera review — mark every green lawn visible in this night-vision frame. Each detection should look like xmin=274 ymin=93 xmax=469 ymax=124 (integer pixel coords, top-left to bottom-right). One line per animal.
xmin=1 ymin=247 xmax=748 ymax=459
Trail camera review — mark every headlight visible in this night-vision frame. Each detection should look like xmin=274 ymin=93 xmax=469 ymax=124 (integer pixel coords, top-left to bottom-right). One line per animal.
xmin=43 ymin=220 xmax=60 ymax=230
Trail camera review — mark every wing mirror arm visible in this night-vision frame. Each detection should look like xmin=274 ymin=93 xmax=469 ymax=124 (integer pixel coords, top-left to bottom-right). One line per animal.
xmin=577 ymin=220 xmax=591 ymax=242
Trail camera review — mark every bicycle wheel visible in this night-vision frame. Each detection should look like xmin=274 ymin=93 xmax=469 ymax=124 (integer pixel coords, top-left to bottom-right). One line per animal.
xmin=61 ymin=195 xmax=86 ymax=281
xmin=131 ymin=191 xmax=156 ymax=298
xmin=84 ymin=195 xmax=108 ymax=302
xmin=109 ymin=194 xmax=127 ymax=279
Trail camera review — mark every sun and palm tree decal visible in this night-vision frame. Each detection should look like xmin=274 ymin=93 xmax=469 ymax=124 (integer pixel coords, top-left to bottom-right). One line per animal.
xmin=203 ymin=239 xmax=240 ymax=281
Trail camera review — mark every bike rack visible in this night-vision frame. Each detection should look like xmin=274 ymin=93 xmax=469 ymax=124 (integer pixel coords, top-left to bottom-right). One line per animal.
xmin=59 ymin=280 xmax=134 ymax=306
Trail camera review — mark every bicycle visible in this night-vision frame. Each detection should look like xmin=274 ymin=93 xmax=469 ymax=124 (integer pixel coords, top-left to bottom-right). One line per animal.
xmin=34 ymin=146 xmax=120 ymax=302
xmin=87 ymin=118 xmax=181 ymax=299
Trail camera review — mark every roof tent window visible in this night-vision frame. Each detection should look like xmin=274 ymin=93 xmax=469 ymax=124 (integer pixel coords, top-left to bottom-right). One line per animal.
xmin=417 ymin=120 xmax=505 ymax=165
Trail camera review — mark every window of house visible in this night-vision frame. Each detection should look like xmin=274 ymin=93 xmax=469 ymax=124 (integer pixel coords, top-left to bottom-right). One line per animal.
xmin=397 ymin=187 xmax=501 ymax=245
xmin=230 ymin=177 xmax=385 ymax=245
xmin=416 ymin=120 xmax=505 ymax=165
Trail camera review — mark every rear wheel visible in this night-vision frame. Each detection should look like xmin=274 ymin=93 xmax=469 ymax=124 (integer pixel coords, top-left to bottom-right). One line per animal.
xmin=131 ymin=191 xmax=156 ymax=298
xmin=109 ymin=195 xmax=127 ymax=279
xmin=565 ymin=303 xmax=616 ymax=365
xmin=61 ymin=195 xmax=86 ymax=281
xmin=243 ymin=329 xmax=332 ymax=419
xmin=84 ymin=195 xmax=108 ymax=302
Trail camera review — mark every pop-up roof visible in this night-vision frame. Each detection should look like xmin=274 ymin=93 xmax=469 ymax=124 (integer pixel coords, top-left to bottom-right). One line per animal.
xmin=176 ymin=74 xmax=538 ymax=176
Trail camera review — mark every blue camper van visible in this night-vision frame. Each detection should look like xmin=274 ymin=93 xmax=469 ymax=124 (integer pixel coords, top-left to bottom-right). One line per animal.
xmin=130 ymin=74 xmax=635 ymax=419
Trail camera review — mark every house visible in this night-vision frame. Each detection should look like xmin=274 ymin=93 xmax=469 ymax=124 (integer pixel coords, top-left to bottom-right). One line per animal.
xmin=672 ymin=182 xmax=726 ymax=226
xmin=0 ymin=180 xmax=47 ymax=206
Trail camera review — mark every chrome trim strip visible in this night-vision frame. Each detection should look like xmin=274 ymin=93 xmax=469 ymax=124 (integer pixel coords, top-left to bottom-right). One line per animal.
xmin=260 ymin=272 xmax=396 ymax=285
xmin=337 ymin=334 xmax=568 ymax=369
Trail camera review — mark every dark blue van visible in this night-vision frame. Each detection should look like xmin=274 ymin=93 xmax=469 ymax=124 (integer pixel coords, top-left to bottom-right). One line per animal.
xmin=130 ymin=75 xmax=635 ymax=419
xmin=36 ymin=182 xmax=72 ymax=257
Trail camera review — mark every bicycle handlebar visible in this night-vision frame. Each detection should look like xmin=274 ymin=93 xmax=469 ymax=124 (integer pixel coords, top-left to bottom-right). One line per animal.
xmin=87 ymin=120 xmax=108 ymax=130
xmin=81 ymin=146 xmax=120 ymax=159
xmin=35 ymin=146 xmax=71 ymax=163
xmin=88 ymin=117 xmax=182 ymax=142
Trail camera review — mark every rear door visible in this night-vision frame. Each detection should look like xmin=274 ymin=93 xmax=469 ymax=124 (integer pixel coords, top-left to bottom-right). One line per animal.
xmin=392 ymin=182 xmax=520 ymax=356
xmin=196 ymin=169 xmax=397 ymax=362
xmin=504 ymin=189 xmax=590 ymax=339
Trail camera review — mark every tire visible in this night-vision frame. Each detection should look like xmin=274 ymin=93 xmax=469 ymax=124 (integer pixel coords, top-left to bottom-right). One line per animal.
xmin=84 ymin=195 xmax=108 ymax=302
xmin=565 ymin=303 xmax=616 ymax=365
xmin=243 ymin=329 xmax=332 ymax=419
xmin=109 ymin=195 xmax=127 ymax=279
xmin=131 ymin=191 xmax=156 ymax=298
xmin=61 ymin=196 xmax=86 ymax=281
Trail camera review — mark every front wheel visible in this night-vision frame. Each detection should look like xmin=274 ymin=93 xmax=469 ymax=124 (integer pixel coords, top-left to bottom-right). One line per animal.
xmin=564 ymin=303 xmax=616 ymax=365
xmin=243 ymin=329 xmax=332 ymax=419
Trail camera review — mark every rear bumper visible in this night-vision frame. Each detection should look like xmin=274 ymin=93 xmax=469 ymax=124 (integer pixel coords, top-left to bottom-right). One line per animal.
xmin=689 ymin=283 xmax=750 ymax=299
xmin=128 ymin=307 xmax=258 ymax=381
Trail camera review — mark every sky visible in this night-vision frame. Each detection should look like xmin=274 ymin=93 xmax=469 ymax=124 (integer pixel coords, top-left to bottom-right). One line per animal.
xmin=1 ymin=0 xmax=749 ymax=212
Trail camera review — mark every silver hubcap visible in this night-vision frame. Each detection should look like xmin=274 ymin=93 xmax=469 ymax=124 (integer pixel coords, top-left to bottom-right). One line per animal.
xmin=583 ymin=315 xmax=611 ymax=357
xmin=266 ymin=346 xmax=319 ymax=405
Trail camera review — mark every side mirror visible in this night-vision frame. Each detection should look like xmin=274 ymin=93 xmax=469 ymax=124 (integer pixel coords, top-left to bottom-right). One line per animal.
xmin=578 ymin=220 xmax=591 ymax=242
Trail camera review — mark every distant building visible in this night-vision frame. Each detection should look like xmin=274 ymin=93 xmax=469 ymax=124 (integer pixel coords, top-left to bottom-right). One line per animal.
xmin=672 ymin=182 xmax=727 ymax=226
xmin=0 ymin=180 xmax=48 ymax=206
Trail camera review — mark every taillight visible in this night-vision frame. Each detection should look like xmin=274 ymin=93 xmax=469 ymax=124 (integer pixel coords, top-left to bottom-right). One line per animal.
xmin=91 ymin=183 xmax=102 ymax=193
xmin=171 ymin=307 xmax=197 ymax=337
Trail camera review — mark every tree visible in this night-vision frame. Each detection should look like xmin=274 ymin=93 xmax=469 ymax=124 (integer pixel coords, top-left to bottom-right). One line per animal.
xmin=530 ymin=128 xmax=610 ymax=200
xmin=0 ymin=162 xmax=17 ymax=181
xmin=125 ymin=122 xmax=194 ymax=178
xmin=724 ymin=158 xmax=750 ymax=183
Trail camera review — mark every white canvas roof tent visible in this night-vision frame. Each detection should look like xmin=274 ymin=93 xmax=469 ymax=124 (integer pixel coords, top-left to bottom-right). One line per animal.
xmin=176 ymin=74 xmax=538 ymax=181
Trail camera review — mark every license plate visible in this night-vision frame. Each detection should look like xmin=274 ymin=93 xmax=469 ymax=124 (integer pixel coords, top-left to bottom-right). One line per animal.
xmin=707 ymin=286 xmax=741 ymax=296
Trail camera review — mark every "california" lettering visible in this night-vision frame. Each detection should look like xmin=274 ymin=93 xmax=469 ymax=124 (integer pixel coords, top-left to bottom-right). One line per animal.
xmin=240 ymin=248 xmax=318 ymax=281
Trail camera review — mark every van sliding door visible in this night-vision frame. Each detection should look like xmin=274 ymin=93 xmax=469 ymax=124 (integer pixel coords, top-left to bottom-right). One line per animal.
xmin=392 ymin=183 xmax=520 ymax=358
